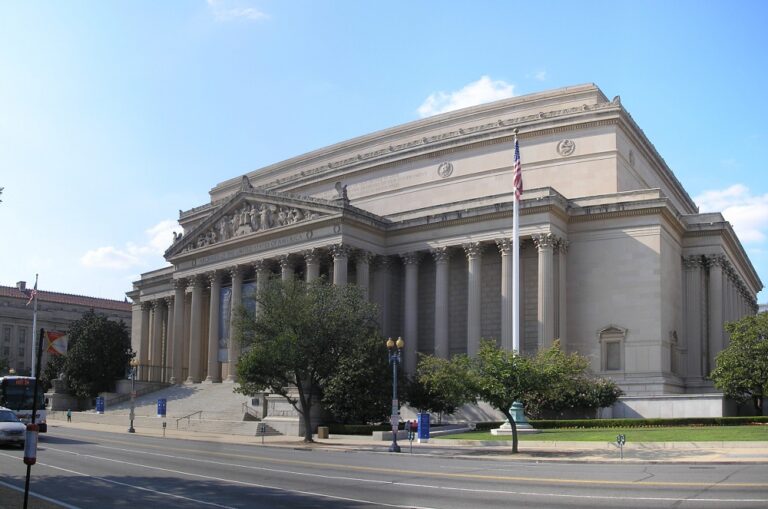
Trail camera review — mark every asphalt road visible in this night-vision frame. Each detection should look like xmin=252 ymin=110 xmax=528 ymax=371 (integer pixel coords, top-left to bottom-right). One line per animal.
xmin=0 ymin=428 xmax=767 ymax=509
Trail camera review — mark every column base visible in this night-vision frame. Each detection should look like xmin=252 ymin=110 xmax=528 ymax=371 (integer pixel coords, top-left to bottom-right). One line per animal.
xmin=224 ymin=375 xmax=237 ymax=383
xmin=202 ymin=376 xmax=222 ymax=384
xmin=184 ymin=377 xmax=199 ymax=384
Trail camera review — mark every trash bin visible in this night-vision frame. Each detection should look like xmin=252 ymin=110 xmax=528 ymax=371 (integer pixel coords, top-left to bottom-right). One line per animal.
xmin=317 ymin=426 xmax=329 ymax=439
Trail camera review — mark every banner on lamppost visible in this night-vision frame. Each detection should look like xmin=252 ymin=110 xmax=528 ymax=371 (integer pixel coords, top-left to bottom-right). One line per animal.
xmin=95 ymin=397 xmax=105 ymax=414
xmin=157 ymin=398 xmax=167 ymax=418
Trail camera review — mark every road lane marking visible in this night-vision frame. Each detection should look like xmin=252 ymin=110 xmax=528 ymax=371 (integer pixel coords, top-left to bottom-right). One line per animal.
xmin=18 ymin=449 xmax=768 ymax=506
xmin=46 ymin=438 xmax=768 ymax=490
xmin=0 ymin=477 xmax=83 ymax=509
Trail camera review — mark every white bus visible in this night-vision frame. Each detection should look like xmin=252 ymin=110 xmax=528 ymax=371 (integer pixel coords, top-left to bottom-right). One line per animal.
xmin=0 ymin=376 xmax=47 ymax=432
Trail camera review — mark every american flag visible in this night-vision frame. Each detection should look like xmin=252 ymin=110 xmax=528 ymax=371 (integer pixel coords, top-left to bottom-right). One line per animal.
xmin=513 ymin=138 xmax=523 ymax=201
xmin=25 ymin=282 xmax=37 ymax=306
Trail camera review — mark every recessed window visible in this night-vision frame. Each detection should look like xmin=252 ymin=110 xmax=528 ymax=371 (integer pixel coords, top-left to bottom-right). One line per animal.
xmin=605 ymin=341 xmax=621 ymax=371
xmin=599 ymin=326 xmax=626 ymax=372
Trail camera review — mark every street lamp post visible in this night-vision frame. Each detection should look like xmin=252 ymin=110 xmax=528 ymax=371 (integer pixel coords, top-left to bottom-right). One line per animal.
xmin=386 ymin=337 xmax=404 ymax=453
xmin=128 ymin=358 xmax=138 ymax=433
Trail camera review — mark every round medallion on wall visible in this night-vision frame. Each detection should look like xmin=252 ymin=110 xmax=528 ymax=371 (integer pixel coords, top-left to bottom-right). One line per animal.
xmin=556 ymin=139 xmax=576 ymax=157
xmin=437 ymin=161 xmax=454 ymax=178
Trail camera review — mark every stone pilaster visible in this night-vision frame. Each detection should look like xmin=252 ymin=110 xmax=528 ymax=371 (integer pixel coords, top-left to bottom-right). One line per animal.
xmin=706 ymin=255 xmax=725 ymax=373
xmin=186 ymin=275 xmax=204 ymax=384
xmin=683 ymin=256 xmax=705 ymax=381
xmin=432 ymin=247 xmax=450 ymax=359
xmin=463 ymin=242 xmax=483 ymax=356
xmin=304 ymin=249 xmax=321 ymax=282
xmin=534 ymin=233 xmax=555 ymax=350
xmin=330 ymin=244 xmax=351 ymax=285
xmin=205 ymin=271 xmax=222 ymax=383
xmin=401 ymin=252 xmax=420 ymax=373
xmin=225 ymin=266 xmax=244 ymax=383
xmin=170 ymin=279 xmax=186 ymax=385
xmin=496 ymin=239 xmax=514 ymax=352
xmin=555 ymin=238 xmax=568 ymax=348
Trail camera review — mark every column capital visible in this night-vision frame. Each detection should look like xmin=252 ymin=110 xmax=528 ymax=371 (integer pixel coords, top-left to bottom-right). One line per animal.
xmin=495 ymin=238 xmax=513 ymax=254
xmin=303 ymin=248 xmax=322 ymax=265
xmin=705 ymin=254 xmax=726 ymax=268
xmin=553 ymin=237 xmax=569 ymax=254
xmin=400 ymin=251 xmax=421 ymax=266
xmin=171 ymin=278 xmax=187 ymax=290
xmin=431 ymin=246 xmax=450 ymax=263
xmin=462 ymin=242 xmax=483 ymax=259
xmin=250 ymin=260 xmax=269 ymax=275
xmin=355 ymin=250 xmax=375 ymax=265
xmin=141 ymin=301 xmax=153 ymax=312
xmin=375 ymin=255 xmax=394 ymax=270
xmin=187 ymin=274 xmax=205 ymax=288
xmin=329 ymin=243 xmax=352 ymax=260
xmin=164 ymin=296 xmax=174 ymax=306
xmin=533 ymin=233 xmax=555 ymax=251
xmin=207 ymin=270 xmax=221 ymax=287
xmin=278 ymin=254 xmax=294 ymax=271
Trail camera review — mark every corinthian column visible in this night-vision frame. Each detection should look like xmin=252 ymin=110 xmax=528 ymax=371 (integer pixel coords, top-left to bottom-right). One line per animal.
xmin=432 ymin=247 xmax=450 ymax=359
xmin=534 ymin=233 xmax=555 ymax=350
xmin=279 ymin=255 xmax=294 ymax=281
xmin=331 ymin=244 xmax=351 ymax=285
xmin=164 ymin=296 xmax=173 ymax=383
xmin=496 ymin=239 xmax=514 ymax=352
xmin=225 ymin=265 xmax=244 ymax=382
xmin=401 ymin=252 xmax=420 ymax=374
xmin=556 ymin=238 xmax=568 ymax=348
xmin=355 ymin=251 xmax=374 ymax=300
xmin=373 ymin=256 xmax=393 ymax=337
xmin=683 ymin=256 xmax=705 ymax=381
xmin=170 ymin=279 xmax=186 ymax=385
xmin=304 ymin=249 xmax=321 ymax=282
xmin=205 ymin=271 xmax=222 ymax=383
xmin=463 ymin=242 xmax=483 ymax=356
xmin=186 ymin=275 xmax=204 ymax=384
xmin=150 ymin=300 xmax=164 ymax=382
xmin=139 ymin=302 xmax=151 ymax=381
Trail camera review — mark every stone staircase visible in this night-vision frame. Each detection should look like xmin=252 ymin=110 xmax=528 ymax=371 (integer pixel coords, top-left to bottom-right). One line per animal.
xmin=53 ymin=382 xmax=283 ymax=437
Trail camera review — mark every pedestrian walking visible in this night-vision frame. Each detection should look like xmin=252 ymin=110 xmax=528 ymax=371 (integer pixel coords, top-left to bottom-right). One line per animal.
xmin=66 ymin=409 xmax=72 ymax=422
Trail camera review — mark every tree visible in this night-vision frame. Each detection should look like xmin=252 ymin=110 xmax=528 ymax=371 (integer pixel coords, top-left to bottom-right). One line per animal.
xmin=406 ymin=354 xmax=476 ymax=423
xmin=63 ymin=311 xmax=132 ymax=400
xmin=40 ymin=354 xmax=66 ymax=393
xmin=235 ymin=278 xmax=381 ymax=442
xmin=711 ymin=313 xmax=768 ymax=414
xmin=0 ymin=355 xmax=8 ymax=374
xmin=321 ymin=335 xmax=391 ymax=424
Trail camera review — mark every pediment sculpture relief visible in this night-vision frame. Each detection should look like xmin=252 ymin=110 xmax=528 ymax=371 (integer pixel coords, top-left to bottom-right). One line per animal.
xmin=183 ymin=201 xmax=323 ymax=252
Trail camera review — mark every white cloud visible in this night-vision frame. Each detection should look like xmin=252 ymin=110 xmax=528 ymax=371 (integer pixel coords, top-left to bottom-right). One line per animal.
xmin=207 ymin=0 xmax=269 ymax=22
xmin=80 ymin=219 xmax=177 ymax=270
xmin=695 ymin=184 xmax=768 ymax=244
xmin=417 ymin=76 xmax=515 ymax=118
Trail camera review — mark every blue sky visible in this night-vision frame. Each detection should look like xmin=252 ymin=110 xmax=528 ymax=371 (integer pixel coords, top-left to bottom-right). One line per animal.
xmin=1 ymin=0 xmax=766 ymax=303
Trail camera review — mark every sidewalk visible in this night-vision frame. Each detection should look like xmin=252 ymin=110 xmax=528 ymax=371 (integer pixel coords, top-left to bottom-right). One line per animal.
xmin=44 ymin=418 xmax=768 ymax=464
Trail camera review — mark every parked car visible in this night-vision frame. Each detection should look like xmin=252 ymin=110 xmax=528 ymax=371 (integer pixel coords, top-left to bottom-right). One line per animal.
xmin=0 ymin=406 xmax=26 ymax=448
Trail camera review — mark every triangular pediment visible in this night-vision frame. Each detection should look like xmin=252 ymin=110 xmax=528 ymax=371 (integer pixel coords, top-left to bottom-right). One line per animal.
xmin=165 ymin=187 xmax=342 ymax=258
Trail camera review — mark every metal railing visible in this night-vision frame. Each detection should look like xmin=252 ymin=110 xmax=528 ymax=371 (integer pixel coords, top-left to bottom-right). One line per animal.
xmin=241 ymin=402 xmax=260 ymax=420
xmin=176 ymin=410 xmax=203 ymax=430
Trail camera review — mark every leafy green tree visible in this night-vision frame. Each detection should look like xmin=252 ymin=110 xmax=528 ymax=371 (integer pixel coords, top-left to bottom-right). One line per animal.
xmin=0 ymin=355 xmax=8 ymax=374
xmin=711 ymin=313 xmax=768 ymax=414
xmin=63 ymin=311 xmax=132 ymax=400
xmin=407 ymin=354 xmax=476 ymax=423
xmin=321 ymin=335 xmax=391 ymax=424
xmin=235 ymin=278 xmax=381 ymax=442
xmin=40 ymin=354 xmax=66 ymax=393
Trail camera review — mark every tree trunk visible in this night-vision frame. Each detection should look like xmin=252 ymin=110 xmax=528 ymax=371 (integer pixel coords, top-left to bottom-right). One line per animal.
xmin=503 ymin=410 xmax=519 ymax=453
xmin=296 ymin=380 xmax=314 ymax=443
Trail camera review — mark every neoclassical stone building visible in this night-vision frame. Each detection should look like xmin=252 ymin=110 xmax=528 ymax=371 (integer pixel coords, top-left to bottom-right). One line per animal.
xmin=128 ymin=84 xmax=762 ymax=415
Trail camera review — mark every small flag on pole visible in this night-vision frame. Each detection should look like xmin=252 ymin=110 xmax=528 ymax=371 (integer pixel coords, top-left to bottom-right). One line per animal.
xmin=25 ymin=282 xmax=38 ymax=306
xmin=513 ymin=138 xmax=523 ymax=201
xmin=45 ymin=331 xmax=68 ymax=356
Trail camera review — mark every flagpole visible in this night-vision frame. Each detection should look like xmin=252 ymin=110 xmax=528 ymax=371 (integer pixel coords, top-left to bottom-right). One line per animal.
xmin=30 ymin=274 xmax=39 ymax=378
xmin=512 ymin=130 xmax=520 ymax=353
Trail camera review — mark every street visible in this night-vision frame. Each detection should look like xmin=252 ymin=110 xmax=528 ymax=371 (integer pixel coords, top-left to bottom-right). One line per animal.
xmin=0 ymin=427 xmax=767 ymax=508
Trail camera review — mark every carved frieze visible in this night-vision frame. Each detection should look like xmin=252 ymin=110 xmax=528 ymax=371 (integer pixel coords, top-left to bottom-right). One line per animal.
xmin=181 ymin=200 xmax=325 ymax=253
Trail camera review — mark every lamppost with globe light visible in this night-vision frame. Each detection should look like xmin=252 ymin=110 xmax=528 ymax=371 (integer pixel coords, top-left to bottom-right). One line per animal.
xmin=128 ymin=358 xmax=138 ymax=433
xmin=386 ymin=337 xmax=404 ymax=453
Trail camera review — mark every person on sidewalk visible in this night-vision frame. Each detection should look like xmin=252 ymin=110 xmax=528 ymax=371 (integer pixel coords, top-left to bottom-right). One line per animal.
xmin=66 ymin=409 xmax=72 ymax=422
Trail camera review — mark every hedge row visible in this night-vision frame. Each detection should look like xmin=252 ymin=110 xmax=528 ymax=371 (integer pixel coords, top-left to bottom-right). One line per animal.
xmin=328 ymin=416 xmax=768 ymax=435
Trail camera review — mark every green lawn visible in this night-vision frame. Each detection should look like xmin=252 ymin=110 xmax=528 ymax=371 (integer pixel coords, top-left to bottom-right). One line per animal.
xmin=438 ymin=425 xmax=768 ymax=442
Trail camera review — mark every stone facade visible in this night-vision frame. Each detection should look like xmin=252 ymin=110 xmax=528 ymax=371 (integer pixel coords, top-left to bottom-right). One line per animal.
xmin=128 ymin=84 xmax=762 ymax=413
xmin=0 ymin=281 xmax=132 ymax=374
